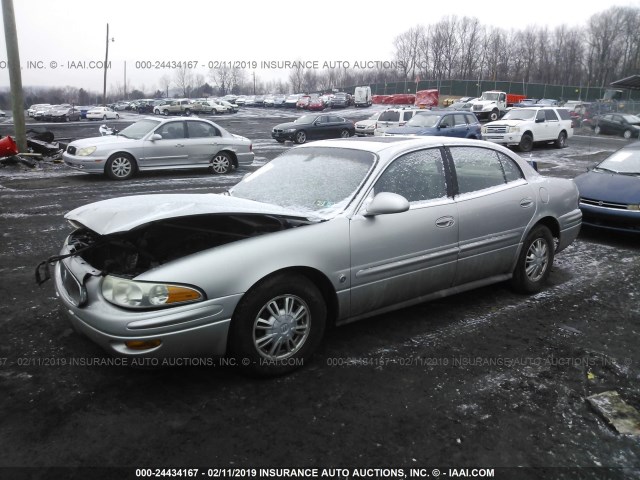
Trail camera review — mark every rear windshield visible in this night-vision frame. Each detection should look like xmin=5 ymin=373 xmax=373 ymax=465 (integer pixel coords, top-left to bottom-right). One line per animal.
xmin=379 ymin=111 xmax=400 ymax=122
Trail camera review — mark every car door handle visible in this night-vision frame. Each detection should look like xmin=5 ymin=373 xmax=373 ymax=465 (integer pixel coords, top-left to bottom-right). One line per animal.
xmin=435 ymin=216 xmax=455 ymax=228
xmin=175 ymin=144 xmax=184 ymax=147
xmin=520 ymin=198 xmax=534 ymax=208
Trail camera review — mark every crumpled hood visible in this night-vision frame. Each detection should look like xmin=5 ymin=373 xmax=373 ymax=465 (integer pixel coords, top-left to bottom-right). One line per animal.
xmin=65 ymin=194 xmax=317 ymax=235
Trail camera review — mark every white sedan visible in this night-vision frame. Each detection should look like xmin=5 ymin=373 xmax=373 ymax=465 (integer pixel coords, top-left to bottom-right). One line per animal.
xmin=86 ymin=107 xmax=120 ymax=121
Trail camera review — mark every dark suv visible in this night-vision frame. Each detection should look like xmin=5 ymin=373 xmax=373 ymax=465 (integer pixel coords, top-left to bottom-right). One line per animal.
xmin=383 ymin=111 xmax=482 ymax=139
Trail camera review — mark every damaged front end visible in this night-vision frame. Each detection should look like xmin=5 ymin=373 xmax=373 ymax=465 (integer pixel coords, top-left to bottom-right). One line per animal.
xmin=38 ymin=212 xmax=313 ymax=282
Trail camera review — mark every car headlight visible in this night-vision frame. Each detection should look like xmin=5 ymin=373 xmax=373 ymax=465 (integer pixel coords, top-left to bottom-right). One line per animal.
xmin=481 ymin=126 xmax=487 ymax=133
xmin=76 ymin=146 xmax=97 ymax=156
xmin=628 ymin=204 xmax=640 ymax=211
xmin=101 ymin=275 xmax=204 ymax=309
xmin=508 ymin=126 xmax=520 ymax=133
xmin=285 ymin=128 xmax=296 ymax=133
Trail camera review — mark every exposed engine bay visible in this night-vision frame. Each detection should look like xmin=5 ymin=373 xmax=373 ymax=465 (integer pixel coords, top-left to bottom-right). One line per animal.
xmin=67 ymin=213 xmax=311 ymax=277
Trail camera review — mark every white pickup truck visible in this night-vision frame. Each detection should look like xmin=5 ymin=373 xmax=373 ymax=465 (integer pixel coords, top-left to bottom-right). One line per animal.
xmin=481 ymin=107 xmax=574 ymax=152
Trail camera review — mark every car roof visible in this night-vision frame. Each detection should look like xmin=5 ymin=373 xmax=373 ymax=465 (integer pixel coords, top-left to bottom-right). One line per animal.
xmin=300 ymin=136 xmax=487 ymax=156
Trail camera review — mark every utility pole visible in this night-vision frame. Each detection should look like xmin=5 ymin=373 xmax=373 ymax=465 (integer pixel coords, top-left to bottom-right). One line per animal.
xmin=102 ymin=23 xmax=109 ymax=106
xmin=1 ymin=0 xmax=26 ymax=151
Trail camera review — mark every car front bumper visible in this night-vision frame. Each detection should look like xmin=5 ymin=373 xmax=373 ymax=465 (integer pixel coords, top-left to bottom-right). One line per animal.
xmin=271 ymin=131 xmax=296 ymax=141
xmin=483 ymin=134 xmax=522 ymax=146
xmin=579 ymin=202 xmax=640 ymax=233
xmin=62 ymin=151 xmax=109 ymax=174
xmin=54 ymin=256 xmax=239 ymax=359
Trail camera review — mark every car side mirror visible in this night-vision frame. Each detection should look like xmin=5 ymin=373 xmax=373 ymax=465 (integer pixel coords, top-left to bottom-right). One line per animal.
xmin=535 ymin=118 xmax=545 ymax=123
xmin=364 ymin=192 xmax=410 ymax=217
xmin=150 ymin=134 xmax=162 ymax=141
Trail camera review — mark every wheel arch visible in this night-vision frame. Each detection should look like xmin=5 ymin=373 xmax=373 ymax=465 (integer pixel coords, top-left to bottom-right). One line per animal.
xmin=213 ymin=149 xmax=238 ymax=168
xmin=529 ymin=216 xmax=560 ymax=246
xmin=240 ymin=266 xmax=339 ymax=328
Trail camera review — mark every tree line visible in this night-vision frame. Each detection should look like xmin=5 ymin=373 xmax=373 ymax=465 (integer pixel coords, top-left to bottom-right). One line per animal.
xmin=6 ymin=5 xmax=637 ymax=107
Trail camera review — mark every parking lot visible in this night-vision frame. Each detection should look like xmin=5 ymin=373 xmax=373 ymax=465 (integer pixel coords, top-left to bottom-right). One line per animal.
xmin=0 ymin=109 xmax=638 ymax=480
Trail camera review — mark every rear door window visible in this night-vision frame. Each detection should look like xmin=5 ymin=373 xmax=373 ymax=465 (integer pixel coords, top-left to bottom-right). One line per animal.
xmin=449 ymin=147 xmax=507 ymax=194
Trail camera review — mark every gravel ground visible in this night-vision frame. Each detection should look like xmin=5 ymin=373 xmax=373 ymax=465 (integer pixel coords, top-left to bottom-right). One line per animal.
xmin=0 ymin=110 xmax=638 ymax=480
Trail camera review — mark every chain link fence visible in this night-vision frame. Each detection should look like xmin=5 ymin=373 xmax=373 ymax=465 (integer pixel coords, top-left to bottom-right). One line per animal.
xmin=343 ymin=79 xmax=640 ymax=104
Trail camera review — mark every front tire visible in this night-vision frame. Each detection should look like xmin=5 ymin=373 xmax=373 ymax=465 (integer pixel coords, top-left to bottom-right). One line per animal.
xmin=227 ymin=273 xmax=327 ymax=376
xmin=105 ymin=153 xmax=136 ymax=180
xmin=554 ymin=131 xmax=567 ymax=148
xmin=594 ymin=125 xmax=601 ymax=135
xmin=339 ymin=129 xmax=350 ymax=138
xmin=210 ymin=152 xmax=232 ymax=174
xmin=489 ymin=109 xmax=499 ymax=121
xmin=510 ymin=225 xmax=554 ymax=294
xmin=518 ymin=133 xmax=534 ymax=152
xmin=294 ymin=130 xmax=307 ymax=144
xmin=623 ymin=129 xmax=632 ymax=139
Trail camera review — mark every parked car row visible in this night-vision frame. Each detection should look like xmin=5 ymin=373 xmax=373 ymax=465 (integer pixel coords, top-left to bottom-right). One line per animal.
xmin=27 ymin=104 xmax=121 ymax=122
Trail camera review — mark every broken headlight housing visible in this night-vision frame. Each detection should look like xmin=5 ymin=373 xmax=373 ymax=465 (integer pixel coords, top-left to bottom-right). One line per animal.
xmin=101 ymin=275 xmax=204 ymax=309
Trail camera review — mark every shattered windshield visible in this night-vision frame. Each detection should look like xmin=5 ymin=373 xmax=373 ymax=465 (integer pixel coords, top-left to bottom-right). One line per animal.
xmin=597 ymin=149 xmax=640 ymax=174
xmin=117 ymin=119 xmax=161 ymax=139
xmin=230 ymin=147 xmax=376 ymax=216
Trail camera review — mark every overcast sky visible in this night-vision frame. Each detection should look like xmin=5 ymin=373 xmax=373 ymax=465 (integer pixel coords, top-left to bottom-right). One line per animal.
xmin=0 ymin=0 xmax=639 ymax=95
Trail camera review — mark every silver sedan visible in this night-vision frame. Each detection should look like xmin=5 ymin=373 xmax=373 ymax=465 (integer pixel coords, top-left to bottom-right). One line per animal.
xmin=49 ymin=137 xmax=581 ymax=375
xmin=62 ymin=117 xmax=254 ymax=180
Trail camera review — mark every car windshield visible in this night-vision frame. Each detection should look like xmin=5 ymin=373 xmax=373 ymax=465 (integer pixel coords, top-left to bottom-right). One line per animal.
xmin=230 ymin=147 xmax=376 ymax=217
xmin=502 ymin=109 xmax=537 ymax=120
xmin=117 ymin=119 xmax=161 ymax=139
xmin=407 ymin=114 xmax=440 ymax=127
xmin=597 ymin=148 xmax=640 ymax=174
xmin=295 ymin=115 xmax=319 ymax=124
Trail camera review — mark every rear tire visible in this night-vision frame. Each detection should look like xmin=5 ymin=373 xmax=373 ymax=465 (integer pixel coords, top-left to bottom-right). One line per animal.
xmin=510 ymin=225 xmax=554 ymax=294
xmin=594 ymin=125 xmax=601 ymax=135
xmin=554 ymin=131 xmax=567 ymax=148
xmin=210 ymin=152 xmax=232 ymax=174
xmin=227 ymin=273 xmax=326 ymax=377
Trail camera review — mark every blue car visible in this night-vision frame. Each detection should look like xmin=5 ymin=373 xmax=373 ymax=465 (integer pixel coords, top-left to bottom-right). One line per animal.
xmin=574 ymin=141 xmax=640 ymax=233
xmin=384 ymin=111 xmax=482 ymax=139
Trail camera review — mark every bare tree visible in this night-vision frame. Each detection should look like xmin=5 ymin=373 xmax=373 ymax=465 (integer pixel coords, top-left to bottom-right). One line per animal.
xmin=174 ymin=66 xmax=193 ymax=97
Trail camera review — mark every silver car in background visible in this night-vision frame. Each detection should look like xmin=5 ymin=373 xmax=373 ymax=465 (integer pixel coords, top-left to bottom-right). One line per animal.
xmin=62 ymin=117 xmax=254 ymax=179
xmin=50 ymin=137 xmax=581 ymax=375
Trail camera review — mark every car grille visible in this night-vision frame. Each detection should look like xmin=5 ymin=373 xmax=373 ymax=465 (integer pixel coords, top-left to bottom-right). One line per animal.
xmin=485 ymin=125 xmax=508 ymax=133
xmin=580 ymin=197 xmax=628 ymax=210
xmin=67 ymin=146 xmax=76 ymax=155
xmin=473 ymin=104 xmax=482 ymax=111
xmin=273 ymin=129 xmax=283 ymax=133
